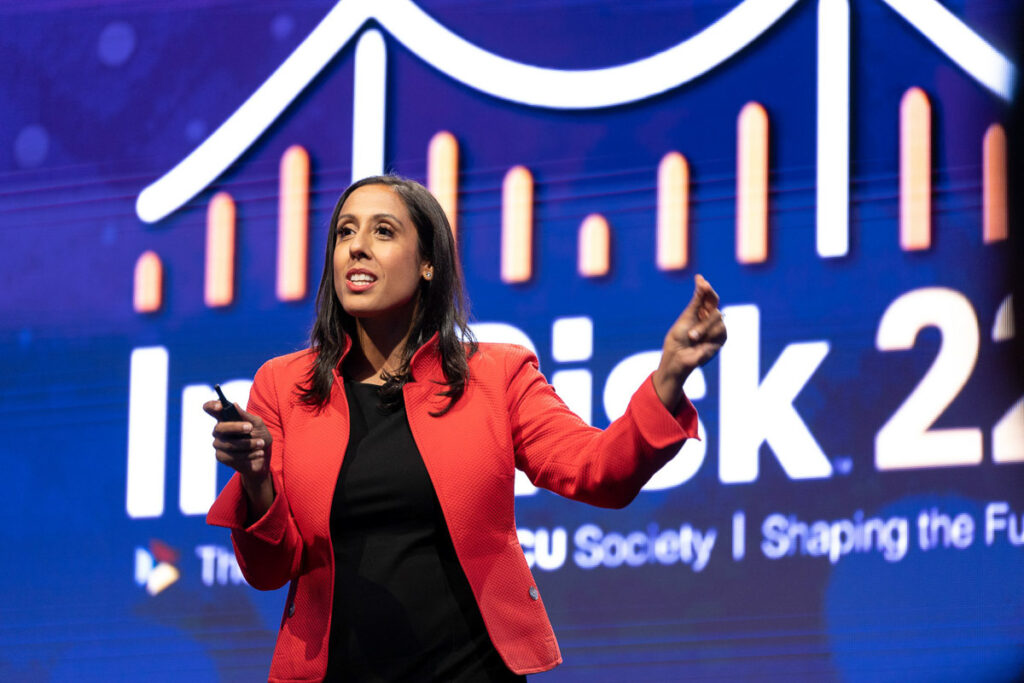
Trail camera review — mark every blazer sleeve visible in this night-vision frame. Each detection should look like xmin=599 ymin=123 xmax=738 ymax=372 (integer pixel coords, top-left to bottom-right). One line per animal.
xmin=206 ymin=357 xmax=304 ymax=590
xmin=505 ymin=345 xmax=699 ymax=508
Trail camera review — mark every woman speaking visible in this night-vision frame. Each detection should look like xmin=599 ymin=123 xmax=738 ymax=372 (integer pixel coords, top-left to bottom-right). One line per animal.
xmin=206 ymin=175 xmax=726 ymax=681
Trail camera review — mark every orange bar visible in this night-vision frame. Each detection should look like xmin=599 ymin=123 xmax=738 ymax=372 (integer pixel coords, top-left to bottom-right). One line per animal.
xmin=133 ymin=250 xmax=163 ymax=313
xmin=983 ymin=123 xmax=1007 ymax=243
xmin=657 ymin=152 xmax=689 ymax=270
xmin=900 ymin=87 xmax=931 ymax=250
xmin=205 ymin=192 xmax=235 ymax=307
xmin=578 ymin=214 xmax=610 ymax=277
xmin=278 ymin=145 xmax=310 ymax=301
xmin=501 ymin=166 xmax=533 ymax=283
xmin=428 ymin=131 xmax=459 ymax=240
xmin=737 ymin=102 xmax=769 ymax=263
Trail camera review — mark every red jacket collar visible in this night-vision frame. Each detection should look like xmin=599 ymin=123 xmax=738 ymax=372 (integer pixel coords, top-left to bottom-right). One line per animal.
xmin=332 ymin=331 xmax=443 ymax=384
xmin=408 ymin=332 xmax=443 ymax=382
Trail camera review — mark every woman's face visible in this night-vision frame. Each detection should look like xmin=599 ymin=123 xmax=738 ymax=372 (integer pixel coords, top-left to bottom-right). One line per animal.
xmin=332 ymin=184 xmax=429 ymax=324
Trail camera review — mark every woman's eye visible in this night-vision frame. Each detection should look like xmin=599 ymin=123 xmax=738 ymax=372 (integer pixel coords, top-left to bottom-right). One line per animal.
xmin=336 ymin=226 xmax=354 ymax=239
xmin=375 ymin=224 xmax=393 ymax=237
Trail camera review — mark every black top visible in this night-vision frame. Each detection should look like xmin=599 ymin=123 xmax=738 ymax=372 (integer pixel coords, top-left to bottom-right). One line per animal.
xmin=324 ymin=379 xmax=524 ymax=682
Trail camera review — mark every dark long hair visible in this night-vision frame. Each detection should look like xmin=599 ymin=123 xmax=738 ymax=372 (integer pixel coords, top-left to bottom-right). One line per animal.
xmin=299 ymin=175 xmax=476 ymax=415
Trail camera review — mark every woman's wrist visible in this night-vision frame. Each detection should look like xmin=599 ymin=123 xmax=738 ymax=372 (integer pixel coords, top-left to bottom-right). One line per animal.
xmin=240 ymin=473 xmax=275 ymax=524
xmin=652 ymin=363 xmax=692 ymax=412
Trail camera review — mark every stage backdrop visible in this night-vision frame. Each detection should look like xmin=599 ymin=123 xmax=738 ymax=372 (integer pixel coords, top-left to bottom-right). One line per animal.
xmin=2 ymin=0 xmax=1023 ymax=680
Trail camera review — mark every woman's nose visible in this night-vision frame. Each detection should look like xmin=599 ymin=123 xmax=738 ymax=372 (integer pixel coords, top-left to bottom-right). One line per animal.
xmin=348 ymin=227 xmax=370 ymax=258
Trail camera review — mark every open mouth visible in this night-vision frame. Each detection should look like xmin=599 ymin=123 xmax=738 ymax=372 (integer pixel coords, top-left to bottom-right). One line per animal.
xmin=346 ymin=272 xmax=378 ymax=291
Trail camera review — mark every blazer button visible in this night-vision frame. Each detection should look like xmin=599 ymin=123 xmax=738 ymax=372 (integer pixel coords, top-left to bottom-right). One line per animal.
xmin=528 ymin=586 xmax=539 ymax=601
xmin=287 ymin=602 xmax=296 ymax=617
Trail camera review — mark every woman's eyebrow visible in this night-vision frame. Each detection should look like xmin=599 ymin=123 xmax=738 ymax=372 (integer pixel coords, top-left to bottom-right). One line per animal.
xmin=336 ymin=212 xmax=404 ymax=227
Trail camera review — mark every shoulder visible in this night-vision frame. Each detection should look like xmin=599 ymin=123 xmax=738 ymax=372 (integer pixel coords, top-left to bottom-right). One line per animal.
xmin=254 ymin=348 xmax=317 ymax=383
xmin=469 ymin=342 xmax=537 ymax=365
xmin=467 ymin=343 xmax=539 ymax=382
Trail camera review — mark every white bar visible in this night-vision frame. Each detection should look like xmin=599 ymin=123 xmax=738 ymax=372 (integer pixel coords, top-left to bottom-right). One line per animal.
xmin=551 ymin=316 xmax=593 ymax=363
xmin=179 ymin=379 xmax=253 ymax=515
xmin=126 ymin=346 xmax=169 ymax=518
xmin=179 ymin=384 xmax=218 ymax=516
xmin=732 ymin=511 xmax=746 ymax=560
xmin=352 ymin=28 xmax=387 ymax=182
xmin=816 ymin=0 xmax=850 ymax=258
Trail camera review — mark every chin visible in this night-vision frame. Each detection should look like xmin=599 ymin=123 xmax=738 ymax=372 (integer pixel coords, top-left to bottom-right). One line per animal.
xmin=336 ymin=292 xmax=418 ymax=325
xmin=338 ymin=302 xmax=376 ymax=318
xmin=339 ymin=300 xmax=395 ymax=320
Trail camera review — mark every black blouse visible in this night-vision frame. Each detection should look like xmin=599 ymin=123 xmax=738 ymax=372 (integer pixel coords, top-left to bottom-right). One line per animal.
xmin=324 ymin=379 xmax=525 ymax=682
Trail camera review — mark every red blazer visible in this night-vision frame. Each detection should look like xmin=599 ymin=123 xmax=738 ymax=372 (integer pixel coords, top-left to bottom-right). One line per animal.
xmin=207 ymin=337 xmax=698 ymax=682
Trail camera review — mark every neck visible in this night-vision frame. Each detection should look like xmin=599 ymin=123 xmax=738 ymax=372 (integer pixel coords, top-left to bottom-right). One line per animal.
xmin=346 ymin=311 xmax=416 ymax=384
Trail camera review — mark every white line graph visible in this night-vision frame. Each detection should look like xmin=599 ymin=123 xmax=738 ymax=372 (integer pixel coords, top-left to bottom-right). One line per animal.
xmin=135 ymin=0 xmax=1017 ymax=261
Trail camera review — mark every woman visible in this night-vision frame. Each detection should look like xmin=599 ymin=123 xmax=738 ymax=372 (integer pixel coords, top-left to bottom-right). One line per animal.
xmin=206 ymin=175 xmax=726 ymax=682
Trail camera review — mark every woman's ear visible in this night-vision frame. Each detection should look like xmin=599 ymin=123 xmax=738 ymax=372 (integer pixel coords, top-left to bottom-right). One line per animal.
xmin=422 ymin=262 xmax=434 ymax=281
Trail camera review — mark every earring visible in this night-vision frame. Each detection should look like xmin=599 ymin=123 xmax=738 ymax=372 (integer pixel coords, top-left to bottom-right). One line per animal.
xmin=424 ymin=271 xmax=433 ymax=280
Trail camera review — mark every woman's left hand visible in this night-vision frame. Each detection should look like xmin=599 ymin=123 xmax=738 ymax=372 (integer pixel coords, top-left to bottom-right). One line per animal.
xmin=653 ymin=274 xmax=727 ymax=410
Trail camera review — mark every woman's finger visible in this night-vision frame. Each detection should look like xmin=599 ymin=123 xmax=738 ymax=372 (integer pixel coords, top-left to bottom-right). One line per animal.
xmin=215 ymin=449 xmax=266 ymax=469
xmin=673 ymin=275 xmax=710 ymax=328
xmin=213 ymin=436 xmax=266 ymax=452
xmin=695 ymin=274 xmax=720 ymax=308
xmin=212 ymin=420 xmax=253 ymax=438
xmin=234 ymin=405 xmax=264 ymax=428
xmin=687 ymin=309 xmax=724 ymax=342
xmin=702 ymin=317 xmax=728 ymax=344
xmin=215 ymin=449 xmax=265 ymax=462
xmin=202 ymin=400 xmax=223 ymax=417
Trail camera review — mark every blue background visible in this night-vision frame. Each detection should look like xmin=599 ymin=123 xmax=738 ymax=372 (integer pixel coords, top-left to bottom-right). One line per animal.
xmin=1 ymin=0 xmax=1023 ymax=680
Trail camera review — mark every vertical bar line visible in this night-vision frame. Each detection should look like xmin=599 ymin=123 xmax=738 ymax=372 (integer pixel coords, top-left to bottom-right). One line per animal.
xmin=205 ymin=192 xmax=235 ymax=307
xmin=816 ymin=0 xmax=850 ymax=257
xmin=737 ymin=102 xmax=769 ymax=264
xmin=179 ymin=384 xmax=217 ymax=516
xmin=983 ymin=123 xmax=1008 ymax=243
xmin=657 ymin=151 xmax=689 ymax=270
xmin=278 ymin=145 xmax=310 ymax=301
xmin=579 ymin=214 xmax=610 ymax=278
xmin=133 ymin=250 xmax=163 ymax=313
xmin=126 ymin=346 xmax=168 ymax=519
xmin=352 ymin=29 xmax=387 ymax=182
xmin=501 ymin=166 xmax=533 ymax=283
xmin=428 ymin=131 xmax=459 ymax=240
xmin=900 ymin=87 xmax=932 ymax=250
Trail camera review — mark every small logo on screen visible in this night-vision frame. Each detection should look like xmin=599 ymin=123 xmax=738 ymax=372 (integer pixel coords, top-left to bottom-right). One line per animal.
xmin=134 ymin=539 xmax=180 ymax=596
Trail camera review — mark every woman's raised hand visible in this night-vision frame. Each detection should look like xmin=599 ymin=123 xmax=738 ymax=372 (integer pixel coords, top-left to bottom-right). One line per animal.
xmin=652 ymin=274 xmax=728 ymax=410
xmin=203 ymin=400 xmax=275 ymax=519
